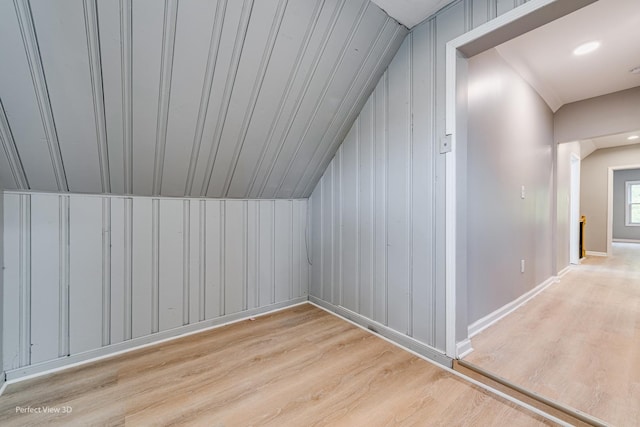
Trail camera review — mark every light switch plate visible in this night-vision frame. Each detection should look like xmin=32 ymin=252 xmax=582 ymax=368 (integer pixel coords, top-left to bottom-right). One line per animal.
xmin=440 ymin=135 xmax=452 ymax=154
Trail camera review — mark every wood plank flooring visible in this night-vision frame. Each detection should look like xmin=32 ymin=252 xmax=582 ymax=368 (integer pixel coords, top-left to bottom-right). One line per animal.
xmin=465 ymin=242 xmax=640 ymax=427
xmin=0 ymin=304 xmax=554 ymax=426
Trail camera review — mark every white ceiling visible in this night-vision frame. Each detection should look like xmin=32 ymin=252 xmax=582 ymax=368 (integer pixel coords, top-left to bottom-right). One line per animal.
xmin=590 ymin=130 xmax=640 ymax=150
xmin=370 ymin=0 xmax=452 ymax=28
xmin=495 ymin=0 xmax=640 ymax=112
xmin=580 ymin=130 xmax=640 ymax=158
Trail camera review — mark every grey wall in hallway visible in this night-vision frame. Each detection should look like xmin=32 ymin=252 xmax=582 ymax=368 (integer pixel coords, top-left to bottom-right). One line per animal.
xmin=0 ymin=0 xmax=406 ymax=198
xmin=309 ymin=0 xmax=532 ymax=354
xmin=580 ymin=144 xmax=640 ymax=253
xmin=555 ymin=86 xmax=640 ymax=144
xmin=613 ymin=169 xmax=640 ymax=241
xmin=466 ymin=49 xmax=554 ymax=325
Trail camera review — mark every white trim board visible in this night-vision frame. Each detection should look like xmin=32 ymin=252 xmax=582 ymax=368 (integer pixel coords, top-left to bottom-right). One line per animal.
xmin=613 ymin=238 xmax=640 ymax=244
xmin=557 ymin=265 xmax=573 ymax=278
xmin=585 ymin=251 xmax=607 ymax=257
xmin=467 ymin=276 xmax=557 ymax=339
xmin=1 ymin=298 xmax=306 ymax=389
xmin=456 ymin=338 xmax=473 ymax=359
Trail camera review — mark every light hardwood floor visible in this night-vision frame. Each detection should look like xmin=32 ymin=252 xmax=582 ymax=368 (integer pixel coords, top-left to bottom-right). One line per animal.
xmin=466 ymin=242 xmax=640 ymax=427
xmin=0 ymin=304 xmax=555 ymax=426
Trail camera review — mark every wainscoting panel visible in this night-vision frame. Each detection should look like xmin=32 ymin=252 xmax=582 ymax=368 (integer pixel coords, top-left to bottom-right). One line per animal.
xmin=2 ymin=192 xmax=308 ymax=375
xmin=308 ymin=0 xmax=529 ymax=354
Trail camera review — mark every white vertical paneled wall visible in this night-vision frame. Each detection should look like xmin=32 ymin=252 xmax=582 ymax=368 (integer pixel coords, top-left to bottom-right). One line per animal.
xmin=309 ymin=0 xmax=527 ymax=355
xmin=3 ymin=192 xmax=308 ymax=377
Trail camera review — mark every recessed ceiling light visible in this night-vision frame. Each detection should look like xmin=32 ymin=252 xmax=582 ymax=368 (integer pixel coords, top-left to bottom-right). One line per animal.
xmin=628 ymin=135 xmax=639 ymax=140
xmin=573 ymin=41 xmax=600 ymax=56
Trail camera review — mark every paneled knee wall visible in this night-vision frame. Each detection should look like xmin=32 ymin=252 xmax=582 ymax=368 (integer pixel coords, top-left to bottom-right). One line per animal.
xmin=3 ymin=192 xmax=309 ymax=378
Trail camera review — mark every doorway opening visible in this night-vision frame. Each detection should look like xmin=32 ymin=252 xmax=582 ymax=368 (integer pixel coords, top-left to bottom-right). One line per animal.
xmin=569 ymin=153 xmax=581 ymax=264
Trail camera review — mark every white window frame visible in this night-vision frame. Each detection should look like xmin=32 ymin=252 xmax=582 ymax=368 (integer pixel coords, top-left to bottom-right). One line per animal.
xmin=625 ymin=180 xmax=640 ymax=226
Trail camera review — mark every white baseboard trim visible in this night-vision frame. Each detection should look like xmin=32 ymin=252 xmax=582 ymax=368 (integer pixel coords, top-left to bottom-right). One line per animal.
xmin=468 ymin=276 xmax=557 ymax=339
xmin=613 ymin=238 xmax=640 ymax=244
xmin=456 ymin=338 xmax=473 ymax=359
xmin=557 ymin=265 xmax=572 ymax=278
xmin=309 ymin=296 xmax=452 ymax=367
xmin=2 ymin=298 xmax=307 ymax=387
xmin=586 ymin=251 xmax=607 ymax=257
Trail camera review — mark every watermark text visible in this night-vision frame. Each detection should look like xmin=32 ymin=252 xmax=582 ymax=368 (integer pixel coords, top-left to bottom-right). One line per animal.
xmin=15 ymin=406 xmax=73 ymax=415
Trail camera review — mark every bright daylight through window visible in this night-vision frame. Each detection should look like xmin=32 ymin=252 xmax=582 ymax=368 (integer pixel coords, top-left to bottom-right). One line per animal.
xmin=626 ymin=181 xmax=640 ymax=226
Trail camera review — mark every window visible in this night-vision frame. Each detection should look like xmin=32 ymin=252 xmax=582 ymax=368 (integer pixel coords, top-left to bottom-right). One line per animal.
xmin=626 ymin=181 xmax=640 ymax=226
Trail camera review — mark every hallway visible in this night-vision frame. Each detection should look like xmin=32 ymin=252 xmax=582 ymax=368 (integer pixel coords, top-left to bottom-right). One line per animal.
xmin=465 ymin=243 xmax=640 ymax=426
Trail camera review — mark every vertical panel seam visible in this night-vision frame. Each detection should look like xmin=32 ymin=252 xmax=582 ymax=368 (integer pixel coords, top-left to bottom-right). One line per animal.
xmin=102 ymin=198 xmax=112 ymax=346
xmin=255 ymin=202 xmax=260 ymax=307
xmin=220 ymin=201 xmax=226 ymax=314
xmin=355 ymin=118 xmax=361 ymax=313
xmin=488 ymin=0 xmax=497 ymax=20
xmin=383 ymin=71 xmax=389 ymax=326
xmin=13 ymin=0 xmax=68 ymax=191
xmin=120 ymin=0 xmax=133 ymax=194
xmin=429 ymin=19 xmax=437 ymax=344
xmin=0 ymin=100 xmax=29 ymax=189
xmin=338 ymin=147 xmax=343 ymax=307
xmin=223 ymin=0 xmax=289 ymax=196
xmin=152 ymin=0 xmax=179 ymax=196
xmin=329 ymin=164 xmax=334 ymax=304
xmin=58 ymin=195 xmax=70 ymax=356
xmin=288 ymin=12 xmax=388 ymax=198
xmin=464 ymin=0 xmax=473 ymax=32
xmin=151 ymin=199 xmax=160 ymax=333
xmin=183 ymin=200 xmax=190 ymax=325
xmin=199 ymin=200 xmax=206 ymax=321
xmin=84 ymin=0 xmax=111 ymax=193
xmin=408 ymin=32 xmax=414 ymax=337
xmin=300 ymin=23 xmax=404 ymax=197
xmin=244 ymin=201 xmax=248 ymax=310
xmin=319 ymin=176 xmax=324 ymax=301
xmin=255 ymin=0 xmax=347 ymax=197
xmin=370 ymin=89 xmax=376 ymax=318
xmin=289 ymin=201 xmax=294 ymax=300
xmin=124 ymin=197 xmax=133 ymax=339
xmin=246 ymin=0 xmax=326 ymax=197
xmin=271 ymin=200 xmax=276 ymax=304
xmin=19 ymin=194 xmax=32 ymax=366
xmin=184 ymin=0 xmax=228 ymax=195
xmin=200 ymin=0 xmax=255 ymax=197
xmin=274 ymin=1 xmax=373 ymax=198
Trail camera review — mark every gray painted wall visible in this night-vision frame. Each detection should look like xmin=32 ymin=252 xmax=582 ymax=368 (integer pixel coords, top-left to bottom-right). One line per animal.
xmin=3 ymin=192 xmax=308 ymax=378
xmin=555 ymin=86 xmax=640 ymax=144
xmin=309 ymin=0 xmax=531 ymax=354
xmin=613 ymin=169 xmax=640 ymax=241
xmin=0 ymin=190 xmax=3 ymax=382
xmin=556 ymin=141 xmax=581 ymax=271
xmin=580 ymin=144 xmax=640 ymax=252
xmin=0 ymin=0 xmax=406 ymax=198
xmin=466 ymin=49 xmax=554 ymax=325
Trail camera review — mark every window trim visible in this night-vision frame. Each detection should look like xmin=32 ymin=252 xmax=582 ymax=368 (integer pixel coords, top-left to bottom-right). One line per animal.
xmin=625 ymin=180 xmax=640 ymax=226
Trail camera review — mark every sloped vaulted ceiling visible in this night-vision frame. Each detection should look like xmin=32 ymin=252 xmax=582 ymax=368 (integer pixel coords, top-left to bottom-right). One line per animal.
xmin=0 ymin=0 xmax=407 ymax=198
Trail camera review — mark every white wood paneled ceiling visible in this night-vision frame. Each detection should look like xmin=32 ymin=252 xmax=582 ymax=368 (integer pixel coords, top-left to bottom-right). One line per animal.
xmin=0 ymin=0 xmax=407 ymax=198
